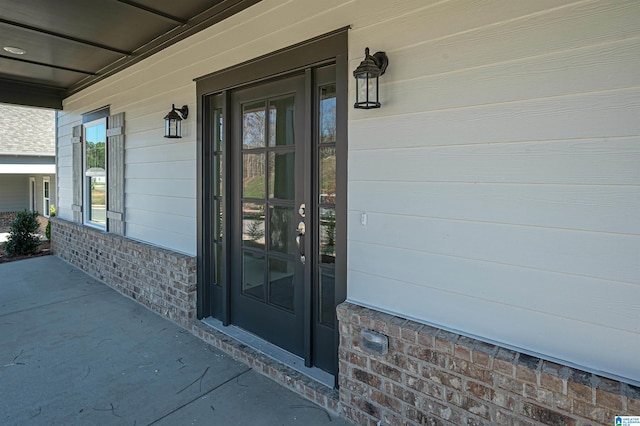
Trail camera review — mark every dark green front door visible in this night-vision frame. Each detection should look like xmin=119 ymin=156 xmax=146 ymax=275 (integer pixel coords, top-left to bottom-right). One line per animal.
xmin=230 ymin=73 xmax=307 ymax=356
xmin=202 ymin=60 xmax=344 ymax=375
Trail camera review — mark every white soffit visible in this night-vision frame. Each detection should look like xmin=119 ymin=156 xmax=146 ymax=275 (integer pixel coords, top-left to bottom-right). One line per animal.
xmin=0 ymin=164 xmax=55 ymax=174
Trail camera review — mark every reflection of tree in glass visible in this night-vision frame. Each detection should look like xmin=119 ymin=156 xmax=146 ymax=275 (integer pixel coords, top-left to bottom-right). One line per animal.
xmin=319 ymin=85 xmax=336 ymax=143
xmin=321 ymin=209 xmax=336 ymax=262
xmin=245 ymin=205 xmax=265 ymax=243
xmin=270 ymin=207 xmax=292 ymax=254
xmin=86 ymin=141 xmax=106 ymax=169
xmin=243 ymin=105 xmax=266 ymax=148
xmin=320 ymin=147 xmax=336 ymax=204
xmin=242 ymin=104 xmax=267 ymax=198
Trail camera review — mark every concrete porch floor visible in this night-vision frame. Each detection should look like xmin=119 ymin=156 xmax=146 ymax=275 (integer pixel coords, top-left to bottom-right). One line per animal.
xmin=0 ymin=256 xmax=351 ymax=425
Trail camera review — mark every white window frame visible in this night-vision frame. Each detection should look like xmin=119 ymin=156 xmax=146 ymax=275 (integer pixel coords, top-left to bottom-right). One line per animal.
xmin=43 ymin=177 xmax=50 ymax=217
xmin=83 ymin=117 xmax=108 ymax=229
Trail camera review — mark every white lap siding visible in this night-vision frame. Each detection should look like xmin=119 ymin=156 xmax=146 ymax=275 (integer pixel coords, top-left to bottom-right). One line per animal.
xmin=347 ymin=0 xmax=640 ymax=383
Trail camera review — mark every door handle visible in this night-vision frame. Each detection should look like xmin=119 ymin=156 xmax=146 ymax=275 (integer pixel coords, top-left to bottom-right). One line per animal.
xmin=296 ymin=221 xmax=305 ymax=264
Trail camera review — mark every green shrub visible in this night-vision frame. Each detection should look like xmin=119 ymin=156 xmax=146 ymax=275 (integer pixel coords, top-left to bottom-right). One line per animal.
xmin=45 ymin=205 xmax=56 ymax=240
xmin=3 ymin=210 xmax=41 ymax=256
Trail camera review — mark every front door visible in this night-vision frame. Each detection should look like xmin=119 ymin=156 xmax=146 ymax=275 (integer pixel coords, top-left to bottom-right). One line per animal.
xmin=202 ymin=63 xmax=343 ymax=375
xmin=231 ymin=74 xmax=307 ymax=356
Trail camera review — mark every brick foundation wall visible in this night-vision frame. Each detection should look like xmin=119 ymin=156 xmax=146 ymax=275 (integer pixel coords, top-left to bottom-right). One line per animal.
xmin=0 ymin=211 xmax=47 ymax=234
xmin=337 ymin=302 xmax=640 ymax=426
xmin=0 ymin=211 xmax=18 ymax=229
xmin=51 ymin=218 xmax=196 ymax=326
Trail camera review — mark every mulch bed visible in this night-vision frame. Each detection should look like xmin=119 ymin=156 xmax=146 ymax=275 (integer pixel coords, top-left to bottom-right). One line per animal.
xmin=0 ymin=240 xmax=52 ymax=264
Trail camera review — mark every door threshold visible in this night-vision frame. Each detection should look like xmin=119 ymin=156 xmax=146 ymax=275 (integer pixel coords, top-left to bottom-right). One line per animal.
xmin=202 ymin=317 xmax=335 ymax=388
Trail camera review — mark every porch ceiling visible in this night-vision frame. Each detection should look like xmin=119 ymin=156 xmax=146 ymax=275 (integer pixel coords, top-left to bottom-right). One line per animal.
xmin=0 ymin=0 xmax=260 ymax=109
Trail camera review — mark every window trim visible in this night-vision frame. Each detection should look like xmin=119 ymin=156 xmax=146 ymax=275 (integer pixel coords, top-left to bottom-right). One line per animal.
xmin=82 ymin=117 xmax=108 ymax=229
xmin=43 ymin=177 xmax=50 ymax=218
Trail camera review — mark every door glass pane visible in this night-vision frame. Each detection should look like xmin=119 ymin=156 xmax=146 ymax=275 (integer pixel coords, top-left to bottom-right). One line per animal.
xmin=269 ymin=258 xmax=295 ymax=312
xmin=213 ymin=199 xmax=223 ymax=240
xmin=213 ymin=108 xmax=223 ymax=151
xmin=243 ymin=101 xmax=266 ymax=148
xmin=319 ymin=146 xmax=336 ymax=205
xmin=319 ymin=207 xmax=336 ymax=264
xmin=269 ymin=206 xmax=295 ymax=255
xmin=243 ymin=202 xmax=265 ymax=249
xmin=213 ymin=155 xmax=222 ymax=196
xmin=269 ymin=96 xmax=295 ymax=146
xmin=243 ymin=251 xmax=265 ymax=300
xmin=214 ymin=242 xmax=223 ymax=287
xmin=319 ymin=84 xmax=336 ymax=144
xmin=319 ymin=268 xmax=335 ymax=327
xmin=243 ymin=152 xmax=265 ymax=198
xmin=268 ymin=151 xmax=295 ymax=200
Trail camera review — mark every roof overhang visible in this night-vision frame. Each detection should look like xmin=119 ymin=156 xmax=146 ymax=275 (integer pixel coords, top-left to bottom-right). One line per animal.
xmin=0 ymin=0 xmax=261 ymax=109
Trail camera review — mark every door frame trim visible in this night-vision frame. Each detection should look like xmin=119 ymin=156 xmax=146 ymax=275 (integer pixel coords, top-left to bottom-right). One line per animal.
xmin=196 ymin=28 xmax=348 ymax=378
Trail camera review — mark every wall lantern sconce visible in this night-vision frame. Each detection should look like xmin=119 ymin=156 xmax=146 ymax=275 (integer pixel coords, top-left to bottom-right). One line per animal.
xmin=353 ymin=47 xmax=388 ymax=109
xmin=164 ymin=104 xmax=189 ymax=138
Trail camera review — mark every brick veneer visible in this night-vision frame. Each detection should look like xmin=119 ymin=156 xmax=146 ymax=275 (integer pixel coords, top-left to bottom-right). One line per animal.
xmin=51 ymin=218 xmax=196 ymax=326
xmin=0 ymin=211 xmax=47 ymax=233
xmin=337 ymin=302 xmax=640 ymax=426
xmin=0 ymin=211 xmax=18 ymax=228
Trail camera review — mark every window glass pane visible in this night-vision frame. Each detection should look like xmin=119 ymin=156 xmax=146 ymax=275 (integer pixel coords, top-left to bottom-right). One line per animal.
xmin=319 ymin=267 xmax=335 ymax=327
xmin=242 ymin=101 xmax=266 ymax=149
xmin=44 ymin=181 xmax=49 ymax=198
xmin=268 ymin=258 xmax=295 ymax=312
xmin=88 ymin=176 xmax=106 ymax=224
xmin=319 ymin=84 xmax=336 ymax=144
xmin=242 ymin=202 xmax=265 ymax=249
xmin=268 ymin=96 xmax=295 ymax=146
xmin=319 ymin=207 xmax=336 ymax=264
xmin=85 ymin=120 xmax=107 ymax=225
xmin=269 ymin=205 xmax=295 ymax=255
xmin=268 ymin=151 xmax=295 ymax=200
xmin=242 ymin=153 xmax=265 ymax=198
xmin=242 ymin=251 xmax=265 ymax=300
xmin=319 ymin=146 xmax=336 ymax=205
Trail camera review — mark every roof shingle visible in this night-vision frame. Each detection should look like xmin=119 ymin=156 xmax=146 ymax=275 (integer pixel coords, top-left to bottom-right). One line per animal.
xmin=0 ymin=103 xmax=55 ymax=156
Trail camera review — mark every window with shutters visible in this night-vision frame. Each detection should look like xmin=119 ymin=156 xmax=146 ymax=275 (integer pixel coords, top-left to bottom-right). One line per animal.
xmin=72 ymin=108 xmax=125 ymax=234
xmin=83 ymin=118 xmax=108 ymax=228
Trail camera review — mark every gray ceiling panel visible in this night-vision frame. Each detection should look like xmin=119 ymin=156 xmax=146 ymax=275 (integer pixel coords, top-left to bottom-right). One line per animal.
xmin=0 ymin=23 xmax=124 ymax=73
xmin=0 ymin=0 xmax=261 ymax=108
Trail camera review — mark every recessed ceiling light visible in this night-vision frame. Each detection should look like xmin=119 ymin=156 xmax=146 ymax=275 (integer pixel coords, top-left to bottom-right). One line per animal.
xmin=3 ymin=46 xmax=26 ymax=55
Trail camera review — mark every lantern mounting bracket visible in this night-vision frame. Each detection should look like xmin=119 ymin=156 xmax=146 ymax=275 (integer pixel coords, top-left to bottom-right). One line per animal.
xmin=172 ymin=104 xmax=188 ymax=119
xmin=371 ymin=51 xmax=388 ymax=76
